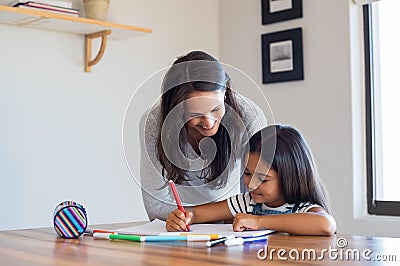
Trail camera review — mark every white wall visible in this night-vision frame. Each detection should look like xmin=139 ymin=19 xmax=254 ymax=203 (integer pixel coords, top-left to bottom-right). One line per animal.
xmin=0 ymin=0 xmax=219 ymax=230
xmin=219 ymin=0 xmax=400 ymax=237
xmin=2 ymin=0 xmax=400 ymax=237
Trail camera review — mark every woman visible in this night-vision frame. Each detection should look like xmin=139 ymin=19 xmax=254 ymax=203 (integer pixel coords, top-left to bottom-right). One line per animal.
xmin=140 ymin=51 xmax=267 ymax=221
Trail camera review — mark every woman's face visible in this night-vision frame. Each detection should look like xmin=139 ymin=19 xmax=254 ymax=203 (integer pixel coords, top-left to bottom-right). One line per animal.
xmin=184 ymin=90 xmax=225 ymax=137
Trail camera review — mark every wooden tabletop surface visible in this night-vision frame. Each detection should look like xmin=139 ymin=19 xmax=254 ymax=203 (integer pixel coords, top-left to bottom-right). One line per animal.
xmin=0 ymin=222 xmax=398 ymax=265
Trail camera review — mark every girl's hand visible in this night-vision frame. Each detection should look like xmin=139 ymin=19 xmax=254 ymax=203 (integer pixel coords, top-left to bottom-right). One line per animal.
xmin=166 ymin=209 xmax=193 ymax=231
xmin=232 ymin=213 xmax=260 ymax=231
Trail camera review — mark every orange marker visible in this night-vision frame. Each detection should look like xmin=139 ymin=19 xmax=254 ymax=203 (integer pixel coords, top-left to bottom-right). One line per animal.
xmin=93 ymin=229 xmax=118 ymax=234
xmin=85 ymin=228 xmax=118 ymax=235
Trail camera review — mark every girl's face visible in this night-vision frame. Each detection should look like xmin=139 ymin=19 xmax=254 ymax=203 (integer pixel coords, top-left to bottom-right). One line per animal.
xmin=184 ymin=90 xmax=225 ymax=138
xmin=243 ymin=153 xmax=286 ymax=207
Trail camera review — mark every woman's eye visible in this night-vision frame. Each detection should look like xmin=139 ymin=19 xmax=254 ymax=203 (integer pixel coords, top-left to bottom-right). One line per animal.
xmin=261 ymin=179 xmax=269 ymax=183
xmin=243 ymin=171 xmax=250 ymax=176
xmin=212 ymin=107 xmax=220 ymax=112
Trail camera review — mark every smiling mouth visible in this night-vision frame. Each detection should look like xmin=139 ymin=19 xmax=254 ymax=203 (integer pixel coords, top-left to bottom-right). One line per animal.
xmin=250 ymin=192 xmax=263 ymax=198
xmin=200 ymin=121 xmax=216 ymax=131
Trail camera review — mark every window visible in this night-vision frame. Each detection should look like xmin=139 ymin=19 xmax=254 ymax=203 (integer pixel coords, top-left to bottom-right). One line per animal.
xmin=364 ymin=0 xmax=400 ymax=216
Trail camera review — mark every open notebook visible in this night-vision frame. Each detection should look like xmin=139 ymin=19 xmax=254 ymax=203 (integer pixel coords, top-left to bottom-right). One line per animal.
xmin=115 ymin=219 xmax=275 ymax=237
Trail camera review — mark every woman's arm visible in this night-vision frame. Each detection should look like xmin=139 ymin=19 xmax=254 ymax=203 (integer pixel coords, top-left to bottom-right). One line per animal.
xmin=166 ymin=200 xmax=234 ymax=231
xmin=232 ymin=207 xmax=336 ymax=236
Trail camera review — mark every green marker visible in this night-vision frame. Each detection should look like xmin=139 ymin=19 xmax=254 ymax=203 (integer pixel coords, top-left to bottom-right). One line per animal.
xmin=109 ymin=234 xmax=142 ymax=242
xmin=94 ymin=232 xmax=142 ymax=242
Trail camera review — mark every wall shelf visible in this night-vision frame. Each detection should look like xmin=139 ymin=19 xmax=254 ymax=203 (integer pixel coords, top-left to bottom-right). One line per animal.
xmin=0 ymin=5 xmax=152 ymax=72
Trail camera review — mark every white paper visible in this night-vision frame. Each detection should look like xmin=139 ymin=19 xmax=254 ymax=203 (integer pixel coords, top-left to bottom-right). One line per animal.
xmin=115 ymin=219 xmax=275 ymax=237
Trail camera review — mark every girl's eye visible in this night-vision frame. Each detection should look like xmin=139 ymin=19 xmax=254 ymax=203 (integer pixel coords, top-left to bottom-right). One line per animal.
xmin=243 ymin=171 xmax=250 ymax=176
xmin=261 ymin=179 xmax=269 ymax=183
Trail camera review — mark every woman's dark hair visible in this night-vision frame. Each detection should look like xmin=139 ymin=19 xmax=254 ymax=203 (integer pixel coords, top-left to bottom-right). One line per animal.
xmin=156 ymin=51 xmax=244 ymax=188
xmin=249 ymin=125 xmax=332 ymax=214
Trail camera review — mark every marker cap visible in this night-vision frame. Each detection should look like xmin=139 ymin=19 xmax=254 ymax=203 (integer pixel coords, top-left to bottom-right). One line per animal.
xmin=224 ymin=237 xmax=245 ymax=246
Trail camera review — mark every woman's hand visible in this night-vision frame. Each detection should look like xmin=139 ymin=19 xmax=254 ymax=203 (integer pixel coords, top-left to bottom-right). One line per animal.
xmin=166 ymin=209 xmax=193 ymax=231
xmin=232 ymin=213 xmax=260 ymax=231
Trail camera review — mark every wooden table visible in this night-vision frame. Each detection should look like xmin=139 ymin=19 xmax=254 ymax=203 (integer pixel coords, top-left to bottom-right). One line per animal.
xmin=0 ymin=222 xmax=399 ymax=265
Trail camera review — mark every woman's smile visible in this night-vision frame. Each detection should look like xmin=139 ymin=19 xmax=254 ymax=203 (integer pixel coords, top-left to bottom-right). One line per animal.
xmin=184 ymin=90 xmax=225 ymax=138
xmin=199 ymin=120 xmax=216 ymax=130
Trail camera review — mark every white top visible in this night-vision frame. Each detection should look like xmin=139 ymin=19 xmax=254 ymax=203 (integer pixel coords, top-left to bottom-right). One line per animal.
xmin=139 ymin=94 xmax=268 ymax=221
xmin=227 ymin=192 xmax=321 ymax=216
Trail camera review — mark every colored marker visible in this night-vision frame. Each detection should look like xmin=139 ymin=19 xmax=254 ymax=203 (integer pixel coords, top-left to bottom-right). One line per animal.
xmin=159 ymin=232 xmax=222 ymax=240
xmin=224 ymin=235 xmax=268 ymax=246
xmin=85 ymin=228 xmax=118 ymax=235
xmin=93 ymin=229 xmax=118 ymax=234
xmin=206 ymin=235 xmax=235 ymax=247
xmin=144 ymin=235 xmax=210 ymax=242
xmin=94 ymin=233 xmax=141 ymax=242
xmin=169 ymin=180 xmax=191 ymax=232
xmin=93 ymin=233 xmax=210 ymax=242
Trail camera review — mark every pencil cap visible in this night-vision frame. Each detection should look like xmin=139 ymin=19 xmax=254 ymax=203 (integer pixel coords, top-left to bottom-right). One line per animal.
xmin=53 ymin=201 xmax=88 ymax=239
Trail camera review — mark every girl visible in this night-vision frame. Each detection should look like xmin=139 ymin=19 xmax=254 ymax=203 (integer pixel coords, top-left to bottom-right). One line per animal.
xmin=166 ymin=125 xmax=336 ymax=235
xmin=140 ymin=51 xmax=267 ymax=221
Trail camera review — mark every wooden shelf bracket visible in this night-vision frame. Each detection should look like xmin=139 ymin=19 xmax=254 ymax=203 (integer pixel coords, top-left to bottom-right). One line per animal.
xmin=85 ymin=30 xmax=112 ymax=72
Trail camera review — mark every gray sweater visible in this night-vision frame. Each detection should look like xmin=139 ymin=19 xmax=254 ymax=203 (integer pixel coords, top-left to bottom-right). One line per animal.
xmin=139 ymin=94 xmax=267 ymax=221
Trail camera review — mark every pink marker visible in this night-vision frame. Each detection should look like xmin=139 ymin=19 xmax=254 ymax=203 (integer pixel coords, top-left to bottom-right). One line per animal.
xmin=169 ymin=180 xmax=191 ymax=232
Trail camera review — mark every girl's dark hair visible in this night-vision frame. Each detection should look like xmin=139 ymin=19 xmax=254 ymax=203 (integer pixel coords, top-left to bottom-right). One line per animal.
xmin=156 ymin=51 xmax=244 ymax=188
xmin=249 ymin=125 xmax=332 ymax=214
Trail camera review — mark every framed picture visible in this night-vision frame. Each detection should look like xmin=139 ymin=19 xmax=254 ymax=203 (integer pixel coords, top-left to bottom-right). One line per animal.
xmin=261 ymin=28 xmax=304 ymax=84
xmin=261 ymin=0 xmax=303 ymax=25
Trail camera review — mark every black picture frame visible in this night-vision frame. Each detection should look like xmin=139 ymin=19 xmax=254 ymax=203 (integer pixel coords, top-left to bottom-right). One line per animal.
xmin=261 ymin=0 xmax=303 ymax=25
xmin=261 ymin=28 xmax=304 ymax=84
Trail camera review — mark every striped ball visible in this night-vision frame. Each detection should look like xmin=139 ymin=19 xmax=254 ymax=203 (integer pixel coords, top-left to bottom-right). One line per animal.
xmin=53 ymin=201 xmax=88 ymax=238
